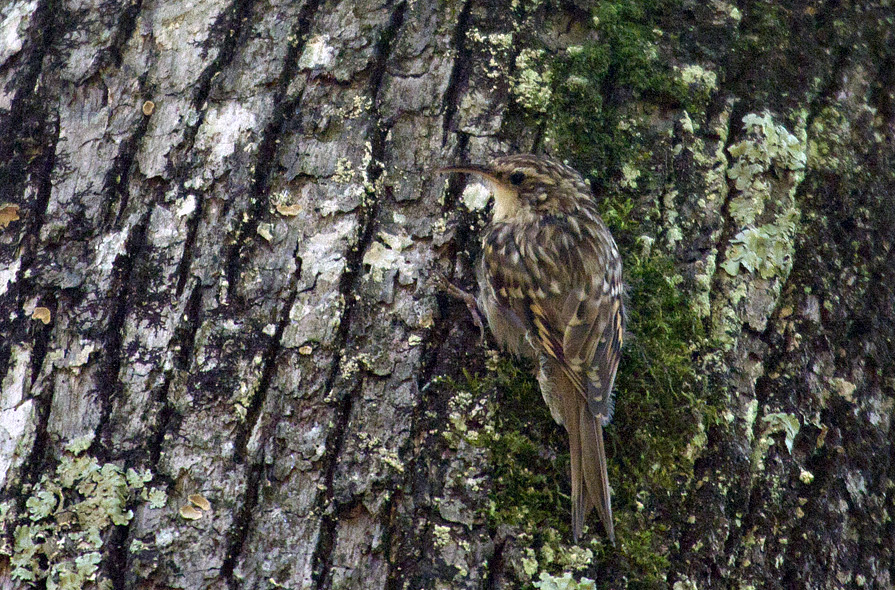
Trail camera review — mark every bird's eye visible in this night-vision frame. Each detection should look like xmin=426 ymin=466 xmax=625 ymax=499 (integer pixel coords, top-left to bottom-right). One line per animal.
xmin=509 ymin=171 xmax=525 ymax=185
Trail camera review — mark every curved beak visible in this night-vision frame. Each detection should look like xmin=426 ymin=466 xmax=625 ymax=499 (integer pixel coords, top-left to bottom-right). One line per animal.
xmin=436 ymin=164 xmax=499 ymax=184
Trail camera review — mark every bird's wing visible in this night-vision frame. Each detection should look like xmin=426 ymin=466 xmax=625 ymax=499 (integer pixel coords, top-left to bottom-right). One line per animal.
xmin=481 ymin=221 xmax=624 ymax=421
xmin=560 ymin=238 xmax=624 ymax=422
xmin=527 ymin=231 xmax=623 ymax=422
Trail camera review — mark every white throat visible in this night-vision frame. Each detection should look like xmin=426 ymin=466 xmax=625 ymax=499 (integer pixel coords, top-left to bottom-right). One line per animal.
xmin=486 ymin=179 xmax=520 ymax=222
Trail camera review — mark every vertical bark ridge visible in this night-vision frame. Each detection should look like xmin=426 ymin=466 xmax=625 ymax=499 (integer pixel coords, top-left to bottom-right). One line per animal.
xmin=309 ymin=6 xmax=410 ymax=588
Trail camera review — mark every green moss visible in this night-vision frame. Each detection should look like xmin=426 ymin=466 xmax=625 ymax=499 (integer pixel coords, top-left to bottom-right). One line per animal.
xmin=442 ymin=358 xmax=568 ymax=534
xmin=546 ymin=0 xmax=702 ymax=187
xmin=592 ymin=196 xmax=721 ymax=586
xmin=599 ymin=193 xmax=718 ymax=458
xmin=9 ymin=437 xmax=165 ymax=588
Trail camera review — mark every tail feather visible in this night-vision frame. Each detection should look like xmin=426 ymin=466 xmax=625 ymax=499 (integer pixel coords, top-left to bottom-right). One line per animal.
xmin=566 ymin=402 xmax=585 ymax=541
xmin=579 ymin=408 xmax=615 ymax=544
xmin=556 ymin=372 xmax=614 ymax=544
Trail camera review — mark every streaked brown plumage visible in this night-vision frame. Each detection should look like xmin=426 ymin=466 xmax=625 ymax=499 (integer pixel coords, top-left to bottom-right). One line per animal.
xmin=442 ymin=154 xmax=624 ymax=543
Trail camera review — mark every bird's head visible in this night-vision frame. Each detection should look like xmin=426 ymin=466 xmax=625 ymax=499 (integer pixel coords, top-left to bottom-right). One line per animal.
xmin=440 ymin=154 xmax=593 ymax=221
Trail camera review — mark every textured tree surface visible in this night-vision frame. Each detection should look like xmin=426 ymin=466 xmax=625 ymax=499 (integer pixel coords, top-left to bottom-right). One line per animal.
xmin=1 ymin=0 xmax=893 ymax=588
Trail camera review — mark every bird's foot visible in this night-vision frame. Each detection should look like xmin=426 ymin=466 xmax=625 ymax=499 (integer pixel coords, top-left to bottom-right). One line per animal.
xmin=435 ymin=271 xmax=486 ymax=343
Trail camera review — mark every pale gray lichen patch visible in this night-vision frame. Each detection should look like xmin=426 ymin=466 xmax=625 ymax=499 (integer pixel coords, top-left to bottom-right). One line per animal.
xmin=460 ymin=182 xmax=492 ymax=212
xmin=534 ymin=571 xmax=597 ymax=590
xmin=0 ymin=256 xmax=20 ymax=297
xmin=282 ymin=216 xmax=357 ymax=348
xmin=362 ymin=236 xmax=415 ymax=284
xmin=297 ymin=34 xmax=336 ymax=71
xmin=194 ymin=102 xmax=258 ymax=175
xmin=713 ymin=111 xmax=807 ymax=346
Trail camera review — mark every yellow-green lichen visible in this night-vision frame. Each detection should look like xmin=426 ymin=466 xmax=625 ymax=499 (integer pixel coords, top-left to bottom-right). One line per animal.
xmin=533 ymin=571 xmax=596 ymax=590
xmin=750 ymin=412 xmax=801 ymax=473
xmin=513 ymin=49 xmax=553 ymax=113
xmin=677 ymin=65 xmax=718 ymax=92
xmin=9 ymin=437 xmax=164 ymax=588
xmin=432 ymin=524 xmax=452 ymax=549
xmin=721 ymin=210 xmax=800 ymax=279
xmin=713 ymin=111 xmax=808 ymax=345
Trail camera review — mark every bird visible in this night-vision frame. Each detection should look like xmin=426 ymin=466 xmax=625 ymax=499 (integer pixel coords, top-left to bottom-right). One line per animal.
xmin=440 ymin=154 xmax=624 ymax=544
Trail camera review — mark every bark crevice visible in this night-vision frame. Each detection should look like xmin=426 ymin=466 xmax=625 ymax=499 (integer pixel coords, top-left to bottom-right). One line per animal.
xmin=91 ymin=212 xmax=152 ymax=459
xmin=440 ymin=0 xmax=474 ymax=146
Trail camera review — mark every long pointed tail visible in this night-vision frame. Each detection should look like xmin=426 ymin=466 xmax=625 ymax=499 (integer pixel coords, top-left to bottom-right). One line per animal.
xmin=558 ymin=374 xmax=614 ymax=544
xmin=579 ymin=407 xmax=614 ymax=544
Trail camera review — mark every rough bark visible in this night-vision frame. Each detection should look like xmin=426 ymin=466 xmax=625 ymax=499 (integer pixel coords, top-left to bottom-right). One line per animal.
xmin=0 ymin=0 xmax=893 ymax=589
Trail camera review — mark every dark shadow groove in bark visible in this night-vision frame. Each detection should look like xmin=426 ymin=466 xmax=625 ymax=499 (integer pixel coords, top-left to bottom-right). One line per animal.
xmin=0 ymin=106 xmax=58 ymax=444
xmin=439 ymin=131 xmax=470 ymax=210
xmin=384 ymin=278 xmax=462 ymax=589
xmin=436 ymin=131 xmax=483 ymax=297
xmin=0 ymin=0 xmax=59 ymax=201
xmin=21 ymin=113 xmax=62 ymax=384
xmin=873 ymin=52 xmax=895 ymax=127
xmin=168 ymin=0 xmax=274 ymax=298
xmin=232 ymin=256 xmax=303 ymax=464
xmin=222 ymin=0 xmax=323 ymax=305
xmin=246 ymin=0 xmax=325 ymax=199
xmin=12 ymin=372 xmax=54 ymax=505
xmin=720 ymin=337 xmax=779 ymax=572
xmin=311 ymin=380 xmax=362 ymax=590
xmin=221 ymin=296 xmax=307 ymax=581
xmin=484 ymin=536 xmax=505 ymax=590
xmin=369 ymin=3 xmax=409 ymax=111
xmin=218 ymin=0 xmax=325 ymax=489
xmin=2 ymin=109 xmax=60 ymax=378
xmin=882 ymin=411 xmax=895 ymax=586
xmin=103 ymin=0 xmax=144 ymax=70
xmin=102 ymin=97 xmax=153 ymax=230
xmin=702 ymin=95 xmax=740 ymax=327
xmin=378 ymin=493 xmax=399 ymax=590
xmin=222 ymin=452 xmax=266 ymax=589
xmin=28 ymin=311 xmax=53 ymax=392
xmin=85 ymin=213 xmax=156 ymax=583
xmin=90 ymin=212 xmax=152 ymax=460
xmin=107 ymin=521 xmax=131 ymax=590
xmin=173 ymin=191 xmax=206 ymax=297
xmin=440 ymin=0 xmax=473 ymax=146
xmin=3 ymin=93 xmax=58 ymax=499
xmin=148 ymin=281 xmax=204 ymax=466
xmin=188 ymin=12 xmax=329 ymax=571
xmin=220 ymin=69 xmax=298 ymax=301
xmin=194 ymin=0 xmax=261 ymax=116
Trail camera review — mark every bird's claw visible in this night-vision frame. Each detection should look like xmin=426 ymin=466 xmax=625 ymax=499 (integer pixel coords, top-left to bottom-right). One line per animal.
xmin=435 ymin=271 xmax=487 ymax=344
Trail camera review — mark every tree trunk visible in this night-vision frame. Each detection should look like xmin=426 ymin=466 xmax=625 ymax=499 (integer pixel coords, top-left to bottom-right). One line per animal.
xmin=1 ymin=0 xmax=893 ymax=588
